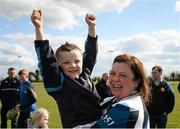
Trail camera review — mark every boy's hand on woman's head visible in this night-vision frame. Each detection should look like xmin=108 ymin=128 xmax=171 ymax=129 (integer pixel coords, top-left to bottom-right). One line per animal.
xmin=31 ymin=10 xmax=43 ymax=28
xmin=85 ymin=13 xmax=96 ymax=27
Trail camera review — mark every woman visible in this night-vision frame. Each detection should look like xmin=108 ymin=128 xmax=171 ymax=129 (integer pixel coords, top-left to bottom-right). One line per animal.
xmin=92 ymin=53 xmax=151 ymax=128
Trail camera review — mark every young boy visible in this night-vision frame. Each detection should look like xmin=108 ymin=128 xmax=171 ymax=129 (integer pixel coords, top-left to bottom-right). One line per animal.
xmin=17 ymin=69 xmax=37 ymax=128
xmin=31 ymin=10 xmax=102 ymax=128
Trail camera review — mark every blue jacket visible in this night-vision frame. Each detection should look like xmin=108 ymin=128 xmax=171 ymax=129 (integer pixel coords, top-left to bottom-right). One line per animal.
xmin=19 ymin=81 xmax=36 ymax=112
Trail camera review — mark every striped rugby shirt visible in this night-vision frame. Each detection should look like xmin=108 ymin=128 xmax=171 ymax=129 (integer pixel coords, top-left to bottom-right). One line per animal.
xmin=92 ymin=92 xmax=150 ymax=128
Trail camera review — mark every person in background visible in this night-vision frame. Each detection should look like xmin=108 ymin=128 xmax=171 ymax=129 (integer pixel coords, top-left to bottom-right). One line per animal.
xmin=95 ymin=72 xmax=111 ymax=101
xmin=17 ymin=69 xmax=37 ymax=128
xmin=31 ymin=10 xmax=102 ymax=128
xmin=177 ymin=81 xmax=180 ymax=93
xmin=92 ymin=53 xmax=151 ymax=128
xmin=147 ymin=66 xmax=175 ymax=128
xmin=28 ymin=107 xmax=49 ymax=129
xmin=0 ymin=67 xmax=20 ymax=128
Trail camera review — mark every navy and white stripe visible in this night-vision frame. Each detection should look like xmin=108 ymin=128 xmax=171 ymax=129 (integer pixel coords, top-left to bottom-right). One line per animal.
xmin=92 ymin=93 xmax=150 ymax=128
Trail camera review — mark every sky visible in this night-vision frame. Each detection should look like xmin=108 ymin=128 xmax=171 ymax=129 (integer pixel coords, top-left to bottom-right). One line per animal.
xmin=0 ymin=0 xmax=180 ymax=78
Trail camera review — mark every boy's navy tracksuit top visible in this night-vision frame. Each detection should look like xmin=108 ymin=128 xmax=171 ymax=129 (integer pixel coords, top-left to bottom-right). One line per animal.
xmin=35 ymin=35 xmax=102 ymax=128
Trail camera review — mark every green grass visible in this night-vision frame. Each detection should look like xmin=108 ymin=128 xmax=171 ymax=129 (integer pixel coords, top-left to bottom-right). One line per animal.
xmin=0 ymin=82 xmax=62 ymax=128
xmin=34 ymin=82 xmax=62 ymax=128
xmin=1 ymin=81 xmax=180 ymax=128
xmin=167 ymin=81 xmax=180 ymax=128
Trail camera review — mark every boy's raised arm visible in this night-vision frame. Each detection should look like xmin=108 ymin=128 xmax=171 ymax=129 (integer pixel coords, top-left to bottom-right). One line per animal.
xmin=85 ymin=13 xmax=96 ymax=38
xmin=31 ymin=9 xmax=62 ymax=94
xmin=31 ymin=10 xmax=45 ymax=40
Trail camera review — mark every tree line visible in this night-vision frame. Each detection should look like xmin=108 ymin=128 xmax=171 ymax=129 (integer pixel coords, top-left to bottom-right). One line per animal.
xmin=0 ymin=70 xmax=180 ymax=83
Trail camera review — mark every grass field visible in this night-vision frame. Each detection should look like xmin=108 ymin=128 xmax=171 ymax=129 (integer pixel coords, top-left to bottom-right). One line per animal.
xmin=33 ymin=82 xmax=62 ymax=128
xmin=1 ymin=81 xmax=180 ymax=128
xmin=166 ymin=81 xmax=180 ymax=128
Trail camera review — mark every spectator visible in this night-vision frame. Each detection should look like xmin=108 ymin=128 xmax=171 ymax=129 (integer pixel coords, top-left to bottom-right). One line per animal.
xmin=177 ymin=81 xmax=180 ymax=93
xmin=147 ymin=66 xmax=175 ymax=128
xmin=17 ymin=69 xmax=37 ymax=128
xmin=28 ymin=107 xmax=49 ymax=129
xmin=31 ymin=10 xmax=102 ymax=128
xmin=91 ymin=54 xmax=151 ymax=128
xmin=95 ymin=72 xmax=111 ymax=101
xmin=0 ymin=67 xmax=20 ymax=128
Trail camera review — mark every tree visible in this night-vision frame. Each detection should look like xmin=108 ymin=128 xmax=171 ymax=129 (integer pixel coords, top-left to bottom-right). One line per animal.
xmin=171 ymin=72 xmax=175 ymax=81
xmin=29 ymin=69 xmax=42 ymax=82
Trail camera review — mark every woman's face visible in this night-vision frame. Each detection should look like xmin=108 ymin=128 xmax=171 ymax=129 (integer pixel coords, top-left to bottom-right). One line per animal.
xmin=109 ymin=62 xmax=139 ymax=100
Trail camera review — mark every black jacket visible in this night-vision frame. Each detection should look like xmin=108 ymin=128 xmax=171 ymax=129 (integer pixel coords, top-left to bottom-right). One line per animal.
xmin=95 ymin=79 xmax=111 ymax=101
xmin=0 ymin=77 xmax=20 ymax=108
xmin=35 ymin=35 xmax=102 ymax=128
xmin=147 ymin=78 xmax=175 ymax=115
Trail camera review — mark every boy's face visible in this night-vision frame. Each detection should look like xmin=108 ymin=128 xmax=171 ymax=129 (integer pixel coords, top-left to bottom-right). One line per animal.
xmin=58 ymin=49 xmax=83 ymax=79
xmin=19 ymin=72 xmax=28 ymax=82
